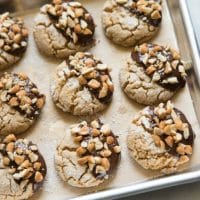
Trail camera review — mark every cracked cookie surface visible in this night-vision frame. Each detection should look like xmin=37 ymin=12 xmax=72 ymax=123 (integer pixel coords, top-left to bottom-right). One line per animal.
xmin=120 ymin=43 xmax=187 ymax=105
xmin=51 ymin=52 xmax=114 ymax=115
xmin=0 ymin=72 xmax=45 ymax=135
xmin=0 ymin=134 xmax=47 ymax=200
xmin=102 ymin=0 xmax=162 ymax=47
xmin=34 ymin=0 xmax=95 ymax=58
xmin=0 ymin=12 xmax=28 ymax=70
xmin=127 ymin=101 xmax=195 ymax=174
xmin=55 ymin=119 xmax=121 ymax=188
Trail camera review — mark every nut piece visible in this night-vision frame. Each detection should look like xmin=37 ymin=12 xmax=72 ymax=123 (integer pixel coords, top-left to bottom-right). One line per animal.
xmin=94 ymin=139 xmax=103 ymax=150
xmin=99 ymin=83 xmax=108 ymax=98
xmin=21 ymin=160 xmax=31 ymax=169
xmin=153 ymin=134 xmax=161 ymax=147
xmin=176 ymin=144 xmax=185 ymax=155
xmin=91 ymin=128 xmax=100 ymax=137
xmin=100 ymin=124 xmax=111 ymax=136
xmin=165 ymin=136 xmax=174 ymax=148
xmin=79 ymin=126 xmax=89 ymax=136
xmin=78 ymin=156 xmax=89 ymax=165
xmin=184 ymin=145 xmax=192 ymax=155
xmin=35 ymin=171 xmax=44 ymax=183
xmin=87 ymin=142 xmax=95 ymax=152
xmin=28 ymin=152 xmax=39 ymax=163
xmin=3 ymin=134 xmax=16 ymax=143
xmin=6 ymin=142 xmax=15 ymax=152
xmin=9 ymin=97 xmax=19 ymax=107
xmin=101 ymin=158 xmax=110 ymax=171
xmin=74 ymin=135 xmax=83 ymax=142
xmin=113 ymin=145 xmax=121 ymax=153
xmin=36 ymin=97 xmax=45 ymax=109
xmin=100 ymin=149 xmax=112 ymax=157
xmin=91 ymin=120 xmax=100 ymax=129
xmin=106 ymin=136 xmax=114 ymax=144
xmin=88 ymin=79 xmax=101 ymax=89
xmin=9 ymin=85 xmax=20 ymax=94
xmin=3 ymin=157 xmax=10 ymax=166
xmin=151 ymin=10 xmax=161 ymax=19
xmin=14 ymin=155 xmax=25 ymax=165
xmin=76 ymin=147 xmax=87 ymax=156
xmin=34 ymin=162 xmax=42 ymax=170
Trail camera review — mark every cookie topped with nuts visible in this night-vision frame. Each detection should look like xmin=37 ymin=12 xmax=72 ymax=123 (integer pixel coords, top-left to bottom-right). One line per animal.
xmin=127 ymin=101 xmax=195 ymax=174
xmin=0 ymin=12 xmax=28 ymax=70
xmin=120 ymin=43 xmax=186 ymax=105
xmin=0 ymin=134 xmax=46 ymax=200
xmin=55 ymin=119 xmax=121 ymax=188
xmin=51 ymin=52 xmax=114 ymax=115
xmin=34 ymin=0 xmax=95 ymax=58
xmin=132 ymin=43 xmax=186 ymax=90
xmin=0 ymin=72 xmax=45 ymax=135
xmin=102 ymin=0 xmax=162 ymax=47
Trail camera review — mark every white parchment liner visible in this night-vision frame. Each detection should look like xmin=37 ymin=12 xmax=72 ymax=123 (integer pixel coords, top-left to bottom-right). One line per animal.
xmin=6 ymin=0 xmax=200 ymax=199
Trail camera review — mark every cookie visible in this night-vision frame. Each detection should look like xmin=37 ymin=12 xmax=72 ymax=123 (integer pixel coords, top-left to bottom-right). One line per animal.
xmin=0 ymin=134 xmax=47 ymax=200
xmin=102 ymin=0 xmax=162 ymax=47
xmin=0 ymin=72 xmax=45 ymax=135
xmin=127 ymin=101 xmax=195 ymax=174
xmin=0 ymin=12 xmax=28 ymax=70
xmin=55 ymin=119 xmax=121 ymax=188
xmin=120 ymin=43 xmax=187 ymax=105
xmin=34 ymin=0 xmax=95 ymax=58
xmin=51 ymin=52 xmax=114 ymax=115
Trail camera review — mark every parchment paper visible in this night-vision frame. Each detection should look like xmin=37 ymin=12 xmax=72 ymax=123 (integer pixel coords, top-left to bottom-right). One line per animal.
xmin=8 ymin=0 xmax=200 ymax=199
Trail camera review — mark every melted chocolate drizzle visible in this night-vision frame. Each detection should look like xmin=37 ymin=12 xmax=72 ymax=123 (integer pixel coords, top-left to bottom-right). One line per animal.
xmin=76 ymin=120 xmax=120 ymax=180
xmin=67 ymin=55 xmax=113 ymax=104
xmin=0 ymin=17 xmax=28 ymax=56
xmin=144 ymin=106 xmax=195 ymax=157
xmin=119 ymin=0 xmax=162 ymax=27
xmin=131 ymin=44 xmax=186 ymax=91
xmin=46 ymin=3 xmax=95 ymax=46
xmin=0 ymin=140 xmax=47 ymax=192
xmin=0 ymin=73 xmax=45 ymax=119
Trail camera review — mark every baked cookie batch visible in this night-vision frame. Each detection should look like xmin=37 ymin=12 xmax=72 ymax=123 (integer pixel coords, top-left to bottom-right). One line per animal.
xmin=0 ymin=0 xmax=195 ymax=199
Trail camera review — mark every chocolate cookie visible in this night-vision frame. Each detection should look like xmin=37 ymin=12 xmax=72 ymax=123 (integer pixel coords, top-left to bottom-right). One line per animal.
xmin=0 ymin=12 xmax=28 ymax=70
xmin=34 ymin=0 xmax=95 ymax=58
xmin=120 ymin=43 xmax=187 ymax=105
xmin=55 ymin=119 xmax=121 ymax=188
xmin=0 ymin=72 xmax=45 ymax=135
xmin=102 ymin=0 xmax=162 ymax=47
xmin=127 ymin=101 xmax=195 ymax=174
xmin=0 ymin=134 xmax=47 ymax=200
xmin=51 ymin=52 xmax=114 ymax=115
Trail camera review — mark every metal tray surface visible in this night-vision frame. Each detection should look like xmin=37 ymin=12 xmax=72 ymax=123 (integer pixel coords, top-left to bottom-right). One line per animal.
xmin=0 ymin=0 xmax=200 ymax=200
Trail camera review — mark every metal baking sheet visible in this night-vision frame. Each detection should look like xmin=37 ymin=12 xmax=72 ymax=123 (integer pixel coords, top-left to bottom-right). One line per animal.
xmin=1 ymin=0 xmax=200 ymax=199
